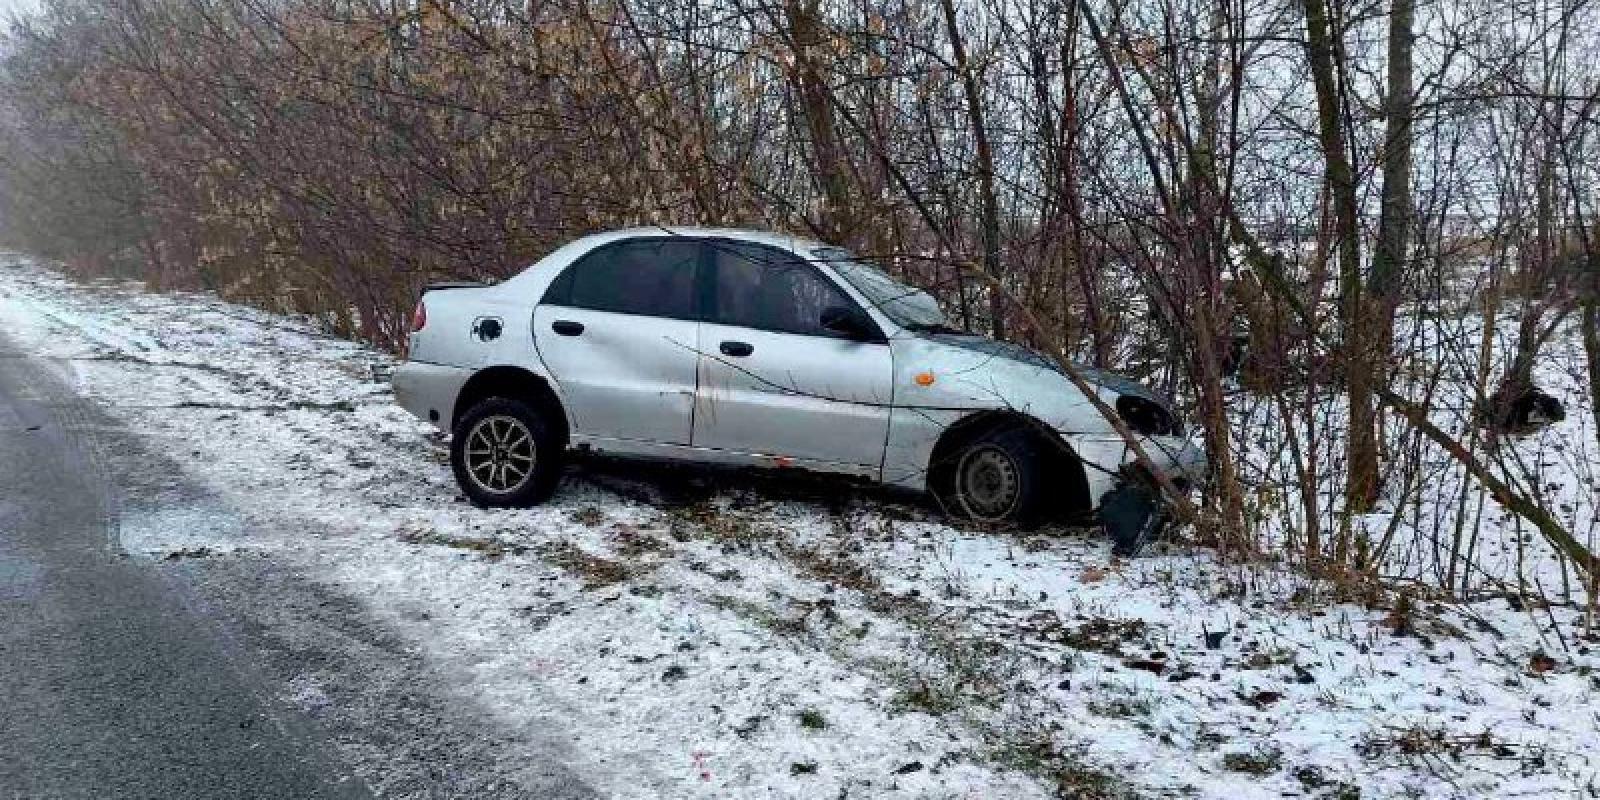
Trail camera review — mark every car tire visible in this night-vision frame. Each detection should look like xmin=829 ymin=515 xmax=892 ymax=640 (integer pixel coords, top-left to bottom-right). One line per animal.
xmin=451 ymin=396 xmax=563 ymax=508
xmin=939 ymin=426 xmax=1049 ymax=529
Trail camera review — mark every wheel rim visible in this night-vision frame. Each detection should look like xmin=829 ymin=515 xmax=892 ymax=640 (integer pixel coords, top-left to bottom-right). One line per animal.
xmin=463 ymin=415 xmax=536 ymax=495
xmin=956 ymin=445 xmax=1021 ymax=521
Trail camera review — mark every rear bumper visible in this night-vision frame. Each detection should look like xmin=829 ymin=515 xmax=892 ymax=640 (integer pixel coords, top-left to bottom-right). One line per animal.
xmin=1061 ymin=432 xmax=1209 ymax=508
xmin=393 ymin=360 xmax=472 ymax=432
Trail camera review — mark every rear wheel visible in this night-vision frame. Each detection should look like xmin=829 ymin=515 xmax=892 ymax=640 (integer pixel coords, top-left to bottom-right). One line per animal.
xmin=451 ymin=397 xmax=562 ymax=507
xmin=938 ymin=426 xmax=1049 ymax=528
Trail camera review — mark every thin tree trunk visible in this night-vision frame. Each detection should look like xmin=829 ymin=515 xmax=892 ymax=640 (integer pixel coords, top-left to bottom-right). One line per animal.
xmin=939 ymin=0 xmax=1005 ymax=340
xmin=1057 ymin=33 xmax=1106 ymax=366
xmin=1363 ymin=0 xmax=1414 ymax=492
xmin=1585 ymin=291 xmax=1600 ymax=457
xmin=1188 ymin=1 xmax=1247 ymax=545
xmin=783 ymin=0 xmax=855 ymax=244
xmin=1302 ymin=0 xmax=1373 ymax=554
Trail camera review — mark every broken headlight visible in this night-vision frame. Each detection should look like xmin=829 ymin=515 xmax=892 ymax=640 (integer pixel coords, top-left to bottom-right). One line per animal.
xmin=1115 ymin=394 xmax=1183 ymax=436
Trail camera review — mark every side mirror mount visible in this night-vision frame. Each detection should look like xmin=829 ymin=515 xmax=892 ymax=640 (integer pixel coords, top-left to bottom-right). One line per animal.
xmin=820 ymin=305 xmax=876 ymax=341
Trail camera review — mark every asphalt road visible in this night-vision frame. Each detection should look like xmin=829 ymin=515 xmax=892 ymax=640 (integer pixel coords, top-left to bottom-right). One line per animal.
xmin=0 ymin=345 xmax=369 ymax=798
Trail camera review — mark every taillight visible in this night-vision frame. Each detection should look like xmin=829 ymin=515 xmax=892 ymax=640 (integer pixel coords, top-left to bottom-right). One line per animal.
xmin=411 ymin=300 xmax=427 ymax=332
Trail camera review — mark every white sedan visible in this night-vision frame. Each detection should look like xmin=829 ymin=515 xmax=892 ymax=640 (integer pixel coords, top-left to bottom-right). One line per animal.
xmin=393 ymin=227 xmax=1206 ymax=540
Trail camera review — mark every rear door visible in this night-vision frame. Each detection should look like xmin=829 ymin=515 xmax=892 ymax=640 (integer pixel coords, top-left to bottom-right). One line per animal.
xmin=533 ymin=238 xmax=701 ymax=445
xmin=693 ymin=240 xmax=893 ymax=472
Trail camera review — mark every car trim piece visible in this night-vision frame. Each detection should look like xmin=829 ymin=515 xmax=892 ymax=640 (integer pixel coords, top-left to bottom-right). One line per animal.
xmin=571 ymin=434 xmax=881 ymax=481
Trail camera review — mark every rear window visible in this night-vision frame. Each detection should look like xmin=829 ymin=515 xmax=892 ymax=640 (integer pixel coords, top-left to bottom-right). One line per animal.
xmin=542 ymin=239 xmax=699 ymax=319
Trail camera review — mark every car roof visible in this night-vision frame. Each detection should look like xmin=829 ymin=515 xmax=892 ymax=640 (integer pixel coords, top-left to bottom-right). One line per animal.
xmin=572 ymin=226 xmax=834 ymax=256
xmin=496 ymin=226 xmax=845 ymax=296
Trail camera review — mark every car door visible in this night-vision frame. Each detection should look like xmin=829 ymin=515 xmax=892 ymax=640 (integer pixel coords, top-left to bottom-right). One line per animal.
xmin=533 ymin=238 xmax=701 ymax=445
xmin=693 ymin=240 xmax=894 ymax=472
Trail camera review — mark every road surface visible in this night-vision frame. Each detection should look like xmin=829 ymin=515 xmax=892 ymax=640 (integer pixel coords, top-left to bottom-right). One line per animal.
xmin=0 ymin=334 xmax=592 ymax=798
xmin=0 ymin=339 xmax=371 ymax=797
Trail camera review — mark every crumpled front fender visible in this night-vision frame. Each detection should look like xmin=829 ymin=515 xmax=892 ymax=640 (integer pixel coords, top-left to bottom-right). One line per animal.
xmin=1061 ymin=432 xmax=1209 ymax=508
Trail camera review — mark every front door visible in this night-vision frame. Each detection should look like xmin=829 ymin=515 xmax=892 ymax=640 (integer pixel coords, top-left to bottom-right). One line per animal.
xmin=533 ymin=238 xmax=701 ymax=445
xmin=693 ymin=240 xmax=893 ymax=472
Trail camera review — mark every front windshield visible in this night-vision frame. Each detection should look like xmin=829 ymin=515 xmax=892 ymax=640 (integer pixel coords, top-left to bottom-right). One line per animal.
xmin=811 ymin=247 xmax=950 ymax=330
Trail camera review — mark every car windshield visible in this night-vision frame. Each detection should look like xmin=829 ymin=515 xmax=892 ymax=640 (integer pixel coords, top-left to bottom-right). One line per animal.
xmin=810 ymin=247 xmax=952 ymax=331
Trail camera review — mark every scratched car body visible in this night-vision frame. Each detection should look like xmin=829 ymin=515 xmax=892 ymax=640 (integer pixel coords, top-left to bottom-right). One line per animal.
xmin=393 ymin=227 xmax=1206 ymax=528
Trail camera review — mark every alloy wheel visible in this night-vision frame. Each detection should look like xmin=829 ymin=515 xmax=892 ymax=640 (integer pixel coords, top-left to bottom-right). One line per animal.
xmin=462 ymin=414 xmax=536 ymax=495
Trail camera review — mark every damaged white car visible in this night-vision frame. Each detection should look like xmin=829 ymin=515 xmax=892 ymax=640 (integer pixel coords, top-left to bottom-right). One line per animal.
xmin=394 ymin=228 xmax=1206 ymax=543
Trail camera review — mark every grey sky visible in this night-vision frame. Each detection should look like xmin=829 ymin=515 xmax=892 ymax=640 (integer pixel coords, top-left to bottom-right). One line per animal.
xmin=0 ymin=0 xmax=41 ymax=19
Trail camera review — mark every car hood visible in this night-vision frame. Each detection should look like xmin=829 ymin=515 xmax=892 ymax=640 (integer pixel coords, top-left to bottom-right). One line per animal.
xmin=916 ymin=333 xmax=1169 ymax=405
xmin=887 ymin=333 xmax=1130 ymax=435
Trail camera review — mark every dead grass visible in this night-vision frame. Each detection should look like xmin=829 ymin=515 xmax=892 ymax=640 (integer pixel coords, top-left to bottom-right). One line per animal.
xmin=796 ymin=708 xmax=827 ymax=730
xmin=1292 ymin=765 xmax=1361 ymax=799
xmin=1356 ymin=723 xmax=1537 ymax=764
xmin=992 ymin=725 xmax=1125 ymax=799
xmin=398 ymin=525 xmax=530 ymax=560
xmin=568 ymin=506 xmax=607 ymax=526
xmin=611 ymin=525 xmax=670 ymax=559
xmin=704 ymin=594 xmax=814 ymax=637
xmin=1085 ymin=688 xmax=1154 ymax=721
xmin=537 ymin=539 xmax=633 ymax=588
xmin=1014 ymin=611 xmax=1149 ymax=658
xmin=781 ymin=541 xmax=882 ymax=593
xmin=670 ymin=502 xmax=770 ymax=548
xmin=1221 ymin=746 xmax=1283 ymax=775
xmin=889 ymin=675 xmax=966 ymax=716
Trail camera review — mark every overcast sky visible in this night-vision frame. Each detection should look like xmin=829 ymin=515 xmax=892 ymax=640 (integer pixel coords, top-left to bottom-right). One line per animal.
xmin=0 ymin=0 xmax=41 ymax=20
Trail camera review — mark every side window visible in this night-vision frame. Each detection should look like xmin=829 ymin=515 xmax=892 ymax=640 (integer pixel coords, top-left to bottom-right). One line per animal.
xmin=710 ymin=242 xmax=860 ymax=337
xmin=542 ymin=239 xmax=699 ymax=319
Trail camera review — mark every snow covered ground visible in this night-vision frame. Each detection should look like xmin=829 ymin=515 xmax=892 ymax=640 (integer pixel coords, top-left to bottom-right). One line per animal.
xmin=2 ymin=254 xmax=1597 ymax=799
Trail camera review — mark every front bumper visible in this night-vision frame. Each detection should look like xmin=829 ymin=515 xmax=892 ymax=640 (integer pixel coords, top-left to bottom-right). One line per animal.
xmin=1060 ymin=432 xmax=1209 ymax=508
xmin=392 ymin=360 xmax=473 ymax=432
xmin=1064 ymin=432 xmax=1207 ymax=556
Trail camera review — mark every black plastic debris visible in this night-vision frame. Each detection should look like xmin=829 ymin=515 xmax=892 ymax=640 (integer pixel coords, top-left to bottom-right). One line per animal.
xmin=1481 ymin=384 xmax=1566 ymax=432
xmin=1099 ymin=476 xmax=1170 ymax=557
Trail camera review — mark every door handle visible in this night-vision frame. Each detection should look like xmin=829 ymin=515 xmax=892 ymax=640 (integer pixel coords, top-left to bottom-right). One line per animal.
xmin=551 ymin=320 xmax=584 ymax=336
xmin=719 ymin=340 xmax=754 ymax=357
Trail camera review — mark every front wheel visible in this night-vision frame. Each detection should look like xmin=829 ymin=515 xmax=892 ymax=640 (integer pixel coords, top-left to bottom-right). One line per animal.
xmin=450 ymin=397 xmax=562 ymax=507
xmin=937 ymin=427 xmax=1049 ymax=529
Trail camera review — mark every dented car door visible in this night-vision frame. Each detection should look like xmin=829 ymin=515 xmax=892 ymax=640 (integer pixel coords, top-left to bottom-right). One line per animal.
xmin=533 ymin=238 xmax=701 ymax=445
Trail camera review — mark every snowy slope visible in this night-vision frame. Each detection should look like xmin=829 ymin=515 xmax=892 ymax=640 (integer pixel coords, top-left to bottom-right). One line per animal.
xmin=2 ymin=254 xmax=1596 ymax=799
